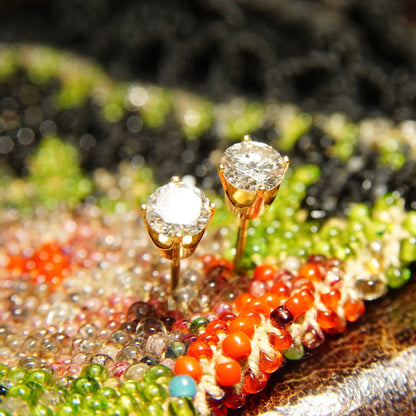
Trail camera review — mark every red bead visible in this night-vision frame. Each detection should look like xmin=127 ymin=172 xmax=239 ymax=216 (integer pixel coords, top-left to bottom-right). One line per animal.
xmin=260 ymin=293 xmax=281 ymax=310
xmin=301 ymin=325 xmax=325 ymax=349
xmin=243 ymin=298 xmax=271 ymax=316
xmin=197 ymin=333 xmax=219 ymax=346
xmin=218 ymin=311 xmax=236 ymax=322
xmin=253 ymin=264 xmax=276 ymax=281
xmin=284 ymin=288 xmax=314 ymax=319
xmin=344 ymin=299 xmax=365 ymax=322
xmin=174 ymin=356 xmax=203 ymax=382
xmin=215 ymin=360 xmax=241 ymax=386
xmin=269 ymin=282 xmax=290 ymax=299
xmin=237 ymin=311 xmax=261 ymax=326
xmin=202 ymin=256 xmax=234 ymax=274
xmin=187 ymin=340 xmax=213 ymax=360
xmin=270 ymin=305 xmax=294 ymax=328
xmin=224 ymin=390 xmax=246 ymax=409
xmin=298 ymin=262 xmax=325 ymax=282
xmin=242 ymin=370 xmax=268 ymax=394
xmin=235 ymin=293 xmax=254 ymax=312
xmin=222 ymin=331 xmax=252 ymax=360
xmin=269 ymin=328 xmax=292 ymax=351
xmin=205 ymin=320 xmax=228 ymax=335
xmin=228 ymin=316 xmax=256 ymax=338
xmin=258 ymin=350 xmax=283 ymax=373
xmin=316 ymin=310 xmax=346 ymax=334
xmin=320 ymin=289 xmax=341 ymax=310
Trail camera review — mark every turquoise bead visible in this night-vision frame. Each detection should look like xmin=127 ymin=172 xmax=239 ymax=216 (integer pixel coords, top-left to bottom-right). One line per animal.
xmin=168 ymin=375 xmax=197 ymax=399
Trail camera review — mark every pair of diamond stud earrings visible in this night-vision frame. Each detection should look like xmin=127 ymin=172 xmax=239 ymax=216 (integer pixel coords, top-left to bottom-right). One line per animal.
xmin=141 ymin=135 xmax=290 ymax=291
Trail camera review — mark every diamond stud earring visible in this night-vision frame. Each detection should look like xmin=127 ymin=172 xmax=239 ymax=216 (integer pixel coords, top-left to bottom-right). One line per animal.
xmin=219 ymin=135 xmax=289 ymax=269
xmin=141 ymin=176 xmax=215 ymax=291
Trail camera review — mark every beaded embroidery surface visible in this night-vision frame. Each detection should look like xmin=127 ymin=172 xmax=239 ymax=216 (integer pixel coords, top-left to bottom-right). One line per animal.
xmin=0 ymin=42 xmax=415 ymax=416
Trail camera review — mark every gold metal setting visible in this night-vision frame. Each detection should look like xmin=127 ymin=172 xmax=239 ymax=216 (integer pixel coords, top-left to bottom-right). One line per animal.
xmin=218 ymin=135 xmax=289 ymax=269
xmin=141 ymin=176 xmax=215 ymax=291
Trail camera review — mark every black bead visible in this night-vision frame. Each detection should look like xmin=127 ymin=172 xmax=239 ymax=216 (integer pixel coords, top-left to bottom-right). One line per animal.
xmin=270 ymin=305 xmax=294 ymax=328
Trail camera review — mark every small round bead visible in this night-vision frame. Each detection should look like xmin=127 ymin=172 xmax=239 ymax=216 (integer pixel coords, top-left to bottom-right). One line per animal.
xmin=169 ymin=375 xmax=197 ymax=398
xmin=270 ymin=305 xmax=294 ymax=328
xmin=242 ymin=370 xmax=268 ymax=394
xmin=228 ymin=316 xmax=256 ymax=338
xmin=205 ymin=320 xmax=228 ymax=335
xmin=235 ymin=293 xmax=254 ymax=312
xmin=269 ymin=282 xmax=290 ymax=299
xmin=174 ymin=356 xmax=202 ymax=383
xmin=237 ymin=311 xmax=261 ymax=326
xmin=243 ymin=298 xmax=271 ymax=316
xmin=284 ymin=289 xmax=314 ymax=319
xmin=197 ymin=333 xmax=219 ymax=346
xmin=258 ymin=351 xmax=283 ymax=373
xmin=269 ymin=328 xmax=292 ymax=351
xmin=215 ymin=360 xmax=241 ymax=386
xmin=259 ymin=293 xmax=281 ymax=310
xmin=320 ymin=289 xmax=341 ymax=310
xmin=343 ymin=299 xmax=365 ymax=322
xmin=316 ymin=310 xmax=346 ymax=334
xmin=298 ymin=262 xmax=324 ymax=282
xmin=187 ymin=341 xmax=213 ymax=360
xmin=253 ymin=264 xmax=276 ymax=281
xmin=222 ymin=331 xmax=252 ymax=360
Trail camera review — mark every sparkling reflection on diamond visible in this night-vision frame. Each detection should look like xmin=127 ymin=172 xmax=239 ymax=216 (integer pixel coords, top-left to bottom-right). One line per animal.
xmin=145 ymin=181 xmax=211 ymax=238
xmin=221 ymin=140 xmax=286 ymax=192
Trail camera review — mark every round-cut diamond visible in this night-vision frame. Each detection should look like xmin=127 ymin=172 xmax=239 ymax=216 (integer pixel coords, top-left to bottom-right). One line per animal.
xmin=221 ymin=140 xmax=286 ymax=192
xmin=145 ymin=181 xmax=211 ymax=238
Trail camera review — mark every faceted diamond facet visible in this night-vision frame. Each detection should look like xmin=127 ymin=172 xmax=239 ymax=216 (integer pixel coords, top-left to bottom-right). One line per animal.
xmin=221 ymin=140 xmax=286 ymax=192
xmin=145 ymin=182 xmax=211 ymax=238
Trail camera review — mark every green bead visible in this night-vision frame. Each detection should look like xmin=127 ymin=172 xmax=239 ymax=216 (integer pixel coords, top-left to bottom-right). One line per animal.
xmin=0 ymin=364 xmax=9 ymax=379
xmin=283 ymin=343 xmax=305 ymax=360
xmin=25 ymin=370 xmax=54 ymax=388
xmin=400 ymin=238 xmax=416 ymax=263
xmin=348 ymin=203 xmax=369 ymax=220
xmin=7 ymin=383 xmax=32 ymax=401
xmin=105 ymin=402 xmax=128 ymax=416
xmin=403 ymin=211 xmax=416 ymax=234
xmin=165 ymin=342 xmax=187 ymax=359
xmin=97 ymin=387 xmax=119 ymax=401
xmin=141 ymin=402 xmax=165 ymax=416
xmin=66 ymin=392 xmax=87 ymax=407
xmin=55 ymin=404 xmax=79 ymax=416
xmin=31 ymin=404 xmax=54 ymax=416
xmin=168 ymin=397 xmax=197 ymax=416
xmin=86 ymin=394 xmax=108 ymax=411
xmin=26 ymin=381 xmax=45 ymax=406
xmin=120 ymin=381 xmax=142 ymax=397
xmin=71 ymin=376 xmax=100 ymax=395
xmin=81 ymin=364 xmax=108 ymax=382
xmin=141 ymin=383 xmax=167 ymax=404
xmin=8 ymin=367 xmax=27 ymax=382
xmin=116 ymin=394 xmax=138 ymax=411
xmin=386 ymin=266 xmax=411 ymax=289
xmin=144 ymin=365 xmax=173 ymax=385
xmin=0 ymin=411 xmax=12 ymax=416
xmin=189 ymin=317 xmax=209 ymax=335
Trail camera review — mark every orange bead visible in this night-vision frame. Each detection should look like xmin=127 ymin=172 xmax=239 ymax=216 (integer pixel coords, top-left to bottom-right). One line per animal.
xmin=228 ymin=316 xmax=256 ymax=338
xmin=205 ymin=320 xmax=228 ymax=335
xmin=197 ymin=333 xmax=219 ymax=346
xmin=253 ymin=264 xmax=276 ymax=281
xmin=242 ymin=370 xmax=269 ymax=395
xmin=187 ymin=340 xmax=213 ymax=360
xmin=284 ymin=289 xmax=314 ymax=319
xmin=235 ymin=293 xmax=254 ymax=312
xmin=259 ymin=293 xmax=281 ymax=310
xmin=215 ymin=360 xmax=241 ymax=386
xmin=298 ymin=262 xmax=325 ymax=282
xmin=222 ymin=331 xmax=252 ymax=360
xmin=316 ymin=310 xmax=346 ymax=334
xmin=237 ymin=311 xmax=261 ymax=326
xmin=269 ymin=328 xmax=292 ymax=351
xmin=258 ymin=350 xmax=283 ymax=373
xmin=174 ymin=356 xmax=203 ymax=382
xmin=269 ymin=282 xmax=290 ymax=299
xmin=344 ymin=299 xmax=365 ymax=322
xmin=320 ymin=289 xmax=341 ymax=310
xmin=243 ymin=298 xmax=271 ymax=316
